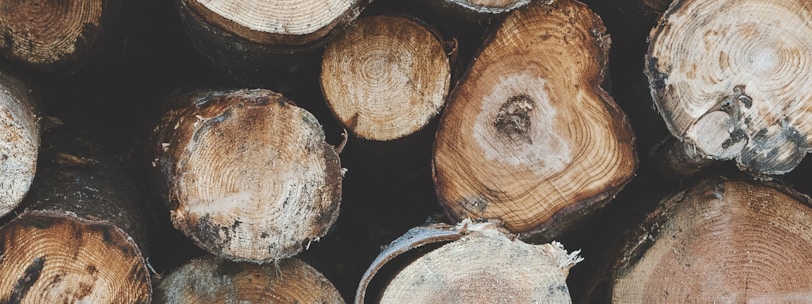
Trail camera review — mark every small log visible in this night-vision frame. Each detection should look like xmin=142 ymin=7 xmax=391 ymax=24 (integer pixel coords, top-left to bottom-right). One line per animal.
xmin=321 ymin=15 xmax=450 ymax=142
xmin=0 ymin=72 xmax=39 ymax=217
xmin=652 ymin=135 xmax=716 ymax=177
xmin=321 ymin=15 xmax=450 ymax=177
xmin=610 ymin=177 xmax=812 ymax=302
xmin=175 ymin=0 xmax=371 ymax=81
xmin=0 ymin=0 xmax=121 ymax=69
xmin=646 ymin=0 xmax=812 ymax=175
xmin=0 ymin=122 xmax=151 ymax=303
xmin=153 ymin=89 xmax=342 ymax=262
xmin=433 ymin=0 xmax=636 ymax=239
xmin=155 ymin=255 xmax=344 ymax=303
xmin=356 ymin=220 xmax=582 ymax=303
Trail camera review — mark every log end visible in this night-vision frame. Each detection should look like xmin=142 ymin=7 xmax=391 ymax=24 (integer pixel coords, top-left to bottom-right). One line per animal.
xmin=0 ymin=0 xmax=104 ymax=66
xmin=156 ymin=256 xmax=344 ymax=304
xmin=158 ymin=89 xmax=342 ymax=262
xmin=0 ymin=211 xmax=151 ymax=303
xmin=321 ymin=15 xmax=450 ymax=141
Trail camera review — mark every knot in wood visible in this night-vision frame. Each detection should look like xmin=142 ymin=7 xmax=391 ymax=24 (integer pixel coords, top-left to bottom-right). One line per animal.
xmin=494 ymin=94 xmax=534 ymax=144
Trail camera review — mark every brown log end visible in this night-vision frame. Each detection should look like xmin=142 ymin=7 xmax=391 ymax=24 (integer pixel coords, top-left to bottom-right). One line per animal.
xmin=646 ymin=0 xmax=812 ymax=175
xmin=0 ymin=72 xmax=39 ymax=217
xmin=611 ymin=178 xmax=812 ymax=302
xmin=0 ymin=0 xmax=104 ymax=66
xmin=433 ymin=0 xmax=636 ymax=237
xmin=155 ymin=89 xmax=342 ymax=262
xmin=321 ymin=15 xmax=450 ymax=141
xmin=358 ymin=221 xmax=581 ymax=303
xmin=178 ymin=0 xmax=369 ymax=48
xmin=0 ymin=211 xmax=151 ymax=303
xmin=155 ymin=256 xmax=344 ymax=304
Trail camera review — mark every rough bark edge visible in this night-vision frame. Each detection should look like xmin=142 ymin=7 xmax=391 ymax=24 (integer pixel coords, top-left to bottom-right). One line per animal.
xmin=151 ymin=89 xmax=343 ymax=262
xmin=355 ymin=220 xmax=502 ymax=304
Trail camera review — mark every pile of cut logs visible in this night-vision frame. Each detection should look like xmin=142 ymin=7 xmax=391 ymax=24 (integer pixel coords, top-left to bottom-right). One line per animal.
xmin=1 ymin=0 xmax=812 ymax=302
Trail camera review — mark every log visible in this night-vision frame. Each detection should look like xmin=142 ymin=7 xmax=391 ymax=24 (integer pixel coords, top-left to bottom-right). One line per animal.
xmin=153 ymin=89 xmax=343 ymax=262
xmin=433 ymin=0 xmax=637 ymax=240
xmin=175 ymin=0 xmax=371 ymax=81
xmin=610 ymin=177 xmax=812 ymax=302
xmin=356 ymin=220 xmax=581 ymax=303
xmin=321 ymin=14 xmax=450 ymax=177
xmin=0 ymin=0 xmax=121 ymax=69
xmin=321 ymin=15 xmax=450 ymax=143
xmin=0 ymin=121 xmax=151 ymax=303
xmin=0 ymin=72 xmax=39 ymax=217
xmin=155 ymin=255 xmax=344 ymax=303
xmin=646 ymin=0 xmax=812 ymax=175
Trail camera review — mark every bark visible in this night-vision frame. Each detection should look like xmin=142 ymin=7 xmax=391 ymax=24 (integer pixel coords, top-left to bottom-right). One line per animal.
xmin=153 ymin=89 xmax=343 ymax=263
xmin=646 ymin=0 xmax=812 ymax=175
xmin=174 ymin=0 xmax=371 ymax=83
xmin=155 ymin=255 xmax=344 ymax=304
xmin=356 ymin=220 xmax=581 ymax=303
xmin=0 ymin=72 xmax=39 ymax=217
xmin=432 ymin=0 xmax=637 ymax=240
xmin=610 ymin=177 xmax=812 ymax=302
xmin=0 ymin=0 xmax=122 ymax=70
xmin=0 ymin=121 xmax=151 ymax=303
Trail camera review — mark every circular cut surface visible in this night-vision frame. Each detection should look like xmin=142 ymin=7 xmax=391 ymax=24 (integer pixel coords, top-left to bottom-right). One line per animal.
xmin=321 ymin=15 xmax=449 ymax=141
xmin=167 ymin=90 xmax=341 ymax=262
xmin=0 ymin=0 xmax=103 ymax=64
xmin=157 ymin=257 xmax=344 ymax=304
xmin=380 ymin=228 xmax=578 ymax=303
xmin=433 ymin=0 xmax=635 ymax=233
xmin=613 ymin=179 xmax=812 ymax=302
xmin=0 ymin=75 xmax=38 ymax=217
xmin=647 ymin=0 xmax=812 ymax=174
xmin=0 ymin=211 xmax=150 ymax=303
xmin=183 ymin=0 xmax=358 ymax=45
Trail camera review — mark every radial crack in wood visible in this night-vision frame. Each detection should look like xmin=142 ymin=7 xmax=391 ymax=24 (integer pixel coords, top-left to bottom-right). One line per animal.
xmin=432 ymin=0 xmax=636 ymax=239
xmin=357 ymin=220 xmax=581 ymax=303
xmin=611 ymin=178 xmax=812 ymax=302
xmin=646 ymin=0 xmax=812 ymax=175
xmin=321 ymin=15 xmax=450 ymax=142
xmin=154 ymin=89 xmax=342 ymax=262
xmin=156 ymin=256 xmax=344 ymax=304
